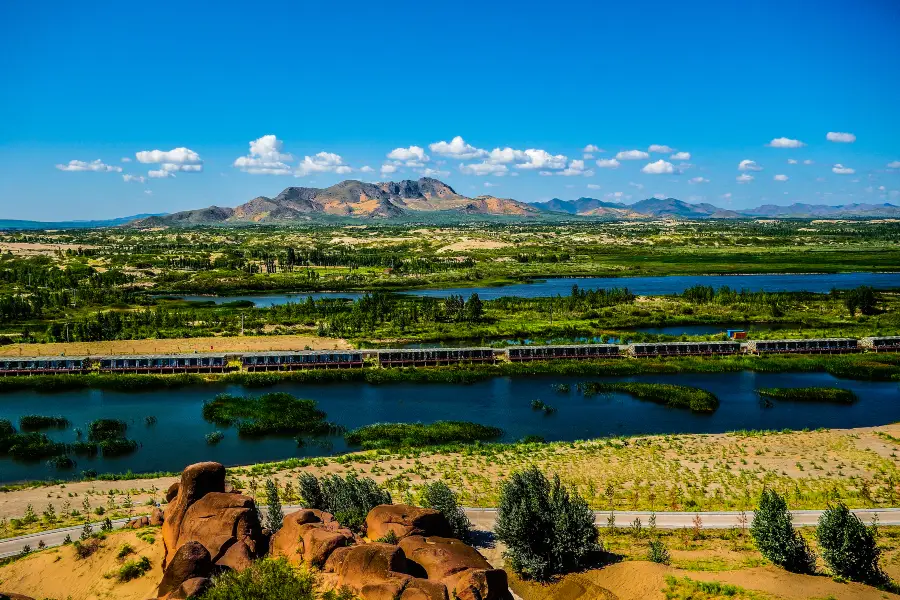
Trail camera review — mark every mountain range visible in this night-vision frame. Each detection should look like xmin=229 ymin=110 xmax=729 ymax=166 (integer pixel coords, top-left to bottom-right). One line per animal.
xmin=122 ymin=178 xmax=900 ymax=226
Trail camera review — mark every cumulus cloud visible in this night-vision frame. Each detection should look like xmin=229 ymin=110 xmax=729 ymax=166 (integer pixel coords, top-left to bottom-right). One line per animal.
xmin=515 ymin=149 xmax=567 ymax=170
xmin=629 ymin=182 xmax=644 ymax=190
xmin=121 ymin=157 xmax=132 ymax=163
xmin=359 ymin=165 xmax=374 ymax=173
xmin=296 ymin=152 xmax=351 ymax=177
xmin=587 ymin=184 xmax=602 ymax=190
xmin=595 ymin=158 xmax=620 ymax=169
xmin=148 ymin=169 xmax=174 ymax=178
xmin=380 ymin=163 xmax=398 ymax=175
xmin=428 ymin=136 xmax=487 ymax=160
xmin=233 ymin=135 xmax=293 ymax=175
xmin=583 ymin=144 xmax=603 ymax=153
xmin=419 ymin=167 xmax=450 ymax=178
xmin=738 ymin=159 xmax=762 ymax=171
xmin=558 ymin=160 xmax=594 ymax=177
xmin=736 ymin=174 xmax=754 ymax=183
xmin=787 ymin=159 xmax=798 ymax=164
xmin=486 ymin=147 xmax=525 ymax=164
xmin=648 ymin=144 xmax=674 ymax=153
xmin=670 ymin=151 xmax=691 ymax=161
xmin=832 ymin=163 xmax=855 ymax=175
xmin=55 ymin=159 xmax=122 ymax=173
xmin=826 ymin=131 xmax=856 ymax=143
xmin=459 ymin=161 xmax=508 ymax=176
xmin=123 ymin=174 xmax=145 ymax=183
xmin=767 ymin=137 xmax=806 ymax=148
xmin=641 ymin=160 xmax=675 ymax=174
xmin=387 ymin=146 xmax=429 ymax=165
xmin=774 ymin=174 xmax=789 ymax=181
xmin=887 ymin=161 xmax=900 ymax=169
xmin=689 ymin=177 xmax=708 ymax=184
xmin=803 ymin=159 xmax=814 ymax=165
xmin=616 ymin=149 xmax=650 ymax=160
xmin=136 ymin=147 xmax=203 ymax=173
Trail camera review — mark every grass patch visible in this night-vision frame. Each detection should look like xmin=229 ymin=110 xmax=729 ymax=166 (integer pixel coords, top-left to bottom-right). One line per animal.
xmin=579 ymin=381 xmax=719 ymax=413
xmin=197 ymin=557 xmax=317 ymax=600
xmin=663 ymin=575 xmax=773 ymax=599
xmin=108 ymin=555 xmax=151 ymax=582
xmin=345 ymin=421 xmax=503 ymax=449
xmin=202 ymin=392 xmax=339 ymax=437
xmin=19 ymin=415 xmax=70 ymax=430
xmin=758 ymin=387 xmax=858 ymax=404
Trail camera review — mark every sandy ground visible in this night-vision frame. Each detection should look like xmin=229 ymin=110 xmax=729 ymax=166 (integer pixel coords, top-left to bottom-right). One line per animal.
xmin=437 ymin=239 xmax=512 ymax=253
xmin=0 ymin=242 xmax=98 ymax=257
xmin=0 ymin=529 xmax=162 ymax=600
xmin=0 ymin=334 xmax=351 ymax=357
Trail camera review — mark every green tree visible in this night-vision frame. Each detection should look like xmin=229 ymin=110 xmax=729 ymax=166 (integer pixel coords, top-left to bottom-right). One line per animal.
xmin=750 ymin=489 xmax=815 ymax=574
xmin=495 ymin=466 xmax=599 ymax=581
xmin=420 ymin=481 xmax=471 ymax=540
xmin=264 ymin=479 xmax=284 ymax=533
xmin=465 ymin=293 xmax=484 ymax=322
xmin=198 ymin=558 xmax=316 ymax=600
xmin=816 ymin=503 xmax=885 ymax=584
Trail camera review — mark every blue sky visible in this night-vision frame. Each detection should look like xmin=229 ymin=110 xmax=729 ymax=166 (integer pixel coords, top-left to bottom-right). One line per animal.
xmin=2 ymin=0 xmax=899 ymax=220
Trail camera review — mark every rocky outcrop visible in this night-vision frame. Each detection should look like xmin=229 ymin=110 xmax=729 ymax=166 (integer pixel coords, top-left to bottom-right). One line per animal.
xmin=0 ymin=593 xmax=37 ymax=600
xmin=157 ymin=542 xmax=213 ymax=599
xmin=270 ymin=509 xmax=354 ymax=567
xmin=150 ymin=507 xmax=165 ymax=526
xmin=399 ymin=536 xmax=509 ymax=600
xmin=366 ymin=505 xmax=451 ymax=541
xmin=324 ymin=543 xmax=447 ymax=600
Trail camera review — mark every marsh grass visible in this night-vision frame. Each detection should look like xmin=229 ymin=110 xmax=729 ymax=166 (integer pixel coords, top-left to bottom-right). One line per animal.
xmin=578 ymin=381 xmax=719 ymax=412
xmin=202 ymin=392 xmax=338 ymax=437
xmin=345 ymin=421 xmax=503 ymax=449
xmin=758 ymin=387 xmax=858 ymax=404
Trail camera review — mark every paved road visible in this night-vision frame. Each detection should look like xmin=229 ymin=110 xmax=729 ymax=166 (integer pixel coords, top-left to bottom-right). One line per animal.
xmin=3 ymin=506 xmax=898 ymax=559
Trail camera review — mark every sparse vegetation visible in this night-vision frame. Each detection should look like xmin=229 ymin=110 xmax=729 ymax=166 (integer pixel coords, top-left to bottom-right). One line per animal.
xmin=345 ymin=421 xmax=502 ymax=449
xmin=758 ymin=387 xmax=858 ymax=404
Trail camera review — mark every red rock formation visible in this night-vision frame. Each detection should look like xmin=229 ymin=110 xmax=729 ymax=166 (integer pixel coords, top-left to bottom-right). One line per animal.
xmin=365 ymin=504 xmax=451 ymax=541
xmin=399 ymin=536 xmax=509 ymax=600
xmin=270 ymin=509 xmax=354 ymax=567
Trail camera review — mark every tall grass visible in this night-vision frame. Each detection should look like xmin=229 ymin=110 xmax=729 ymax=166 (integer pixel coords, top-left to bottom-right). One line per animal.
xmin=345 ymin=421 xmax=503 ymax=449
xmin=578 ymin=381 xmax=719 ymax=412
xmin=19 ymin=415 xmax=70 ymax=430
xmin=758 ymin=387 xmax=858 ymax=404
xmin=202 ymin=392 xmax=338 ymax=436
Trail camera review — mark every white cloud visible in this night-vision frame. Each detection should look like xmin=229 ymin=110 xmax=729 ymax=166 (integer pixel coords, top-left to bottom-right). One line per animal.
xmin=648 ymin=144 xmax=674 ymax=153
xmin=148 ymin=169 xmax=174 ymax=178
xmin=689 ymin=177 xmax=708 ymax=184
xmin=419 ymin=168 xmax=450 ymax=178
xmin=487 ymin=147 xmax=526 ymax=164
xmin=515 ymin=149 xmax=567 ymax=170
xmin=887 ymin=161 xmax=900 ymax=169
xmin=583 ymin=144 xmax=603 ymax=153
xmin=595 ymin=158 xmax=620 ymax=169
xmin=583 ymin=153 xmax=594 ymax=160
xmin=767 ymin=137 xmax=806 ymax=148
xmin=826 ymin=131 xmax=856 ymax=143
xmin=738 ymin=159 xmax=762 ymax=171
xmin=359 ymin=165 xmax=374 ymax=173
xmin=832 ymin=163 xmax=855 ymax=175
xmin=295 ymin=152 xmax=351 ymax=177
xmin=387 ymin=146 xmax=429 ymax=164
xmin=459 ymin=161 xmax=508 ymax=176
xmin=428 ymin=136 xmax=487 ymax=160
xmin=606 ymin=191 xmax=630 ymax=200
xmin=670 ymin=151 xmax=691 ymax=161
xmin=483 ymin=182 xmax=498 ymax=188
xmin=55 ymin=159 xmax=122 ymax=173
xmin=721 ymin=192 xmax=732 ymax=199
xmin=587 ymin=184 xmax=602 ymax=190
xmin=616 ymin=149 xmax=650 ymax=160
xmin=136 ymin=147 xmax=203 ymax=174
xmin=787 ymin=159 xmax=798 ymax=164
xmin=559 ymin=159 xmax=594 ymax=177
xmin=380 ymin=163 xmax=398 ymax=175
xmin=641 ymin=159 xmax=675 ymax=174
xmin=803 ymin=159 xmax=814 ymax=165
xmin=123 ymin=174 xmax=145 ymax=183
xmin=774 ymin=174 xmax=789 ymax=181
xmin=121 ymin=157 xmax=132 ymax=163
xmin=144 ymin=190 xmax=152 ymax=195
xmin=736 ymin=174 xmax=754 ymax=183
xmin=233 ymin=135 xmax=293 ymax=175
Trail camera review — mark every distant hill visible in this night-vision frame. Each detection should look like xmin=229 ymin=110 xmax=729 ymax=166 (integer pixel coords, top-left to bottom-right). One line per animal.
xmin=132 ymin=178 xmax=541 ymax=226
xmin=0 ymin=214 xmax=165 ymax=230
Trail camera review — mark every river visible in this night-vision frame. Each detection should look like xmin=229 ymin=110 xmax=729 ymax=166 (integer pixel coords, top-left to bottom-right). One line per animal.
xmin=0 ymin=371 xmax=897 ymax=482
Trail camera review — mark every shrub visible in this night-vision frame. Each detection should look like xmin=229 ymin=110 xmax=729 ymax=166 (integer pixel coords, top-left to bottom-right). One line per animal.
xmin=114 ymin=556 xmax=151 ymax=582
xmin=750 ymin=489 xmax=815 ymax=574
xmin=420 ymin=481 xmax=471 ymax=540
xmin=375 ymin=530 xmax=399 ymax=544
xmin=298 ymin=473 xmax=324 ymax=509
xmin=117 ymin=543 xmax=134 ymax=559
xmin=88 ymin=419 xmax=128 ymax=442
xmin=299 ymin=474 xmax=390 ymax=532
xmin=647 ymin=539 xmax=670 ymax=564
xmin=205 ymin=431 xmax=225 ymax=445
xmin=19 ymin=415 xmax=70 ymax=430
xmin=816 ymin=503 xmax=885 ymax=584
xmin=495 ymin=466 xmax=599 ymax=581
xmin=198 ymin=558 xmax=316 ymax=600
xmin=265 ymin=479 xmax=284 ymax=533
xmin=47 ymin=455 xmax=77 ymax=469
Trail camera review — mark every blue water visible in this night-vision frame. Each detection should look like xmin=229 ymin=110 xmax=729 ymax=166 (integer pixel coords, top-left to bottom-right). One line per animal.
xmin=172 ymin=272 xmax=900 ymax=307
xmin=0 ymin=371 xmax=896 ymax=482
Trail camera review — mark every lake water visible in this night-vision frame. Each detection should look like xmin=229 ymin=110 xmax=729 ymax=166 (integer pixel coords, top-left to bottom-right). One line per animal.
xmin=0 ymin=371 xmax=897 ymax=483
xmin=169 ymin=272 xmax=900 ymax=306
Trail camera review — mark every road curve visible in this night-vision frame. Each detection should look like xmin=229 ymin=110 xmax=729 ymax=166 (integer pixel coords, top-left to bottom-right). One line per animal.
xmin=2 ymin=506 xmax=897 ymax=559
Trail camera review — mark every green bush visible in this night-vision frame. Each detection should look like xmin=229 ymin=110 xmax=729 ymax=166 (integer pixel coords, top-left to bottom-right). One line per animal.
xmin=114 ymin=556 xmax=151 ymax=582
xmin=750 ymin=489 xmax=815 ymax=574
xmin=758 ymin=387 xmax=858 ymax=404
xmin=298 ymin=473 xmax=391 ymax=532
xmin=816 ymin=503 xmax=885 ymax=584
xmin=265 ymin=479 xmax=284 ymax=533
xmin=647 ymin=539 xmax=670 ymax=564
xmin=198 ymin=558 xmax=316 ymax=600
xmin=420 ymin=481 xmax=471 ymax=540
xmin=495 ymin=466 xmax=599 ymax=581
xmin=88 ymin=419 xmax=128 ymax=442
xmin=202 ymin=392 xmax=337 ymax=437
xmin=345 ymin=421 xmax=502 ymax=449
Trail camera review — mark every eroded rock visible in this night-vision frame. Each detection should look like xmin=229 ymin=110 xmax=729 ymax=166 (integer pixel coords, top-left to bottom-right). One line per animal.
xmin=366 ymin=505 xmax=451 ymax=541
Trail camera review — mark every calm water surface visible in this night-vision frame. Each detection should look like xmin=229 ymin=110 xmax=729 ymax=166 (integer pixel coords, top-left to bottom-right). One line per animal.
xmin=0 ymin=371 xmax=897 ymax=482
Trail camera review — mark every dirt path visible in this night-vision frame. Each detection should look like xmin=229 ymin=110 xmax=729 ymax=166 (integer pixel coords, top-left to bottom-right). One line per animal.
xmin=0 ymin=334 xmax=351 ymax=357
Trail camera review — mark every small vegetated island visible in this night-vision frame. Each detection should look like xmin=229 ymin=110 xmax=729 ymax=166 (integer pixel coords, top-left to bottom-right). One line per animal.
xmin=344 ymin=421 xmax=503 ymax=449
xmin=201 ymin=392 xmax=340 ymax=437
xmin=758 ymin=386 xmax=859 ymax=404
xmin=578 ymin=381 xmax=720 ymax=413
